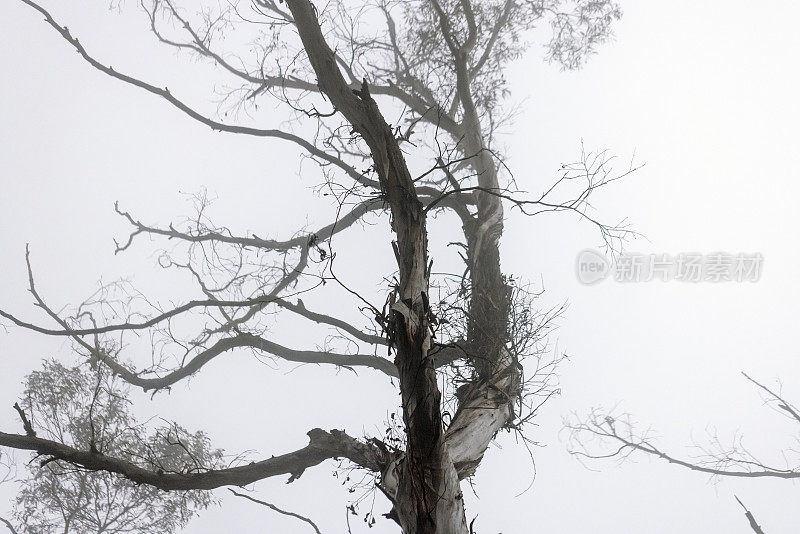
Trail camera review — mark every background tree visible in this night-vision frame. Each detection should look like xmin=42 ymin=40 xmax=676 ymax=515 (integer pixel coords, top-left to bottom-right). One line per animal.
xmin=0 ymin=0 xmax=629 ymax=532
xmin=5 ymin=360 xmax=221 ymax=534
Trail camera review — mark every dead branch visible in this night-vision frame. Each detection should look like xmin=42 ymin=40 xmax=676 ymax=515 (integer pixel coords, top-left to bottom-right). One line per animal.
xmin=12 ymin=403 xmax=35 ymax=437
xmin=735 ymin=495 xmax=766 ymax=534
xmin=229 ymin=489 xmax=322 ymax=534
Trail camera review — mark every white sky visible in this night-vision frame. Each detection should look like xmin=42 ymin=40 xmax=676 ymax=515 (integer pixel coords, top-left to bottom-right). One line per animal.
xmin=1 ymin=1 xmax=799 ymax=533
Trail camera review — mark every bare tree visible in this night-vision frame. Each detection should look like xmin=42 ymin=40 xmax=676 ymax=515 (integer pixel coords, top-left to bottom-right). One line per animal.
xmin=0 ymin=1 xmax=631 ymax=532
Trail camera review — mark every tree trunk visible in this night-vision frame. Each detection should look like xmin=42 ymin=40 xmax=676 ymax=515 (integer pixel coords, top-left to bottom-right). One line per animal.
xmin=285 ymin=2 xmax=470 ymax=531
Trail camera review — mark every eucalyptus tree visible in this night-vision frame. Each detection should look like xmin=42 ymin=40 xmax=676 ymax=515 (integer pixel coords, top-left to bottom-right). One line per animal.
xmin=4 ymin=361 xmax=221 ymax=534
xmin=0 ymin=1 xmax=627 ymax=532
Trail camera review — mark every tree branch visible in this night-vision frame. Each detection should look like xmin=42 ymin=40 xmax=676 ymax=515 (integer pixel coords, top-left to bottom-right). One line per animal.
xmin=273 ymin=298 xmax=386 ymax=346
xmin=12 ymin=403 xmax=35 ymax=437
xmin=735 ymin=495 xmax=766 ymax=534
xmin=0 ymin=517 xmax=19 ymax=534
xmin=16 ymin=0 xmax=379 ymax=189
xmin=146 ymin=0 xmax=461 ymax=136
xmin=113 ymin=197 xmax=385 ymax=254
xmin=742 ymin=372 xmax=800 ymax=425
xmin=444 ymin=349 xmax=520 ymax=478
xmin=470 ymin=0 xmax=515 ymax=75
xmin=7 ymin=247 xmax=393 ymax=394
xmin=567 ymin=410 xmax=800 ymax=480
xmin=3 ymin=244 xmax=306 ymax=338
xmin=229 ymin=489 xmax=322 ymax=534
xmin=0 ymin=428 xmax=387 ymax=490
xmin=95 ymin=333 xmax=399 ymax=391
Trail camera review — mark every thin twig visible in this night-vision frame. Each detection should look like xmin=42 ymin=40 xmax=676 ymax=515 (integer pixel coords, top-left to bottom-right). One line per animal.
xmin=228 ymin=489 xmax=322 ymax=533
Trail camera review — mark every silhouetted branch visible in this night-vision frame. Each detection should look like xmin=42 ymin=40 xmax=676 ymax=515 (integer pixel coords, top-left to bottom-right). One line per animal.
xmin=229 ymin=489 xmax=322 ymax=534
xmin=742 ymin=372 xmax=800 ymax=425
xmin=735 ymin=495 xmax=766 ymax=534
xmin=568 ymin=383 xmax=800 ymax=480
xmin=425 ymin=145 xmax=643 ymax=252
xmin=274 ymin=298 xmax=386 ymax=346
xmin=0 ymin=428 xmax=388 ymax=490
xmin=143 ymin=0 xmax=460 ymax=136
xmin=113 ymin=197 xmax=385 ymax=254
xmin=0 ymin=517 xmax=19 ymax=534
xmin=12 ymin=403 xmax=35 ymax=437
xmin=98 ymin=333 xmax=398 ymax=391
xmin=2 ymin=245 xmax=306 ymax=338
xmin=17 ymin=0 xmax=379 ymax=189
